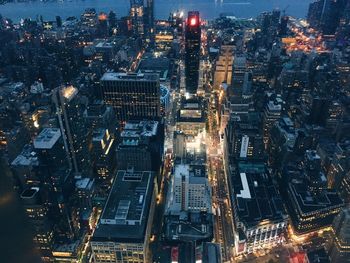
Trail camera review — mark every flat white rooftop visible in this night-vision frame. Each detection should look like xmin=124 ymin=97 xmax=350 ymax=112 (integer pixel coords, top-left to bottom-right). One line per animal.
xmin=34 ymin=128 xmax=61 ymax=149
xmin=237 ymin=173 xmax=251 ymax=199
xmin=101 ymin=72 xmax=158 ymax=81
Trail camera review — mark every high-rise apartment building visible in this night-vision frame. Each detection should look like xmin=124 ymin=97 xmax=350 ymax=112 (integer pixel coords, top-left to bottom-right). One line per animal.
xmin=52 ymin=85 xmax=91 ymax=178
xmin=185 ymin=11 xmax=201 ymax=95
xmin=130 ymin=0 xmax=144 ymax=36
xmin=100 ymin=72 xmax=160 ymax=122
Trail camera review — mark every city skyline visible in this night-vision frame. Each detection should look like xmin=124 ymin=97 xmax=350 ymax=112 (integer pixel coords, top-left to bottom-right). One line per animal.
xmin=0 ymin=0 xmax=350 ymax=263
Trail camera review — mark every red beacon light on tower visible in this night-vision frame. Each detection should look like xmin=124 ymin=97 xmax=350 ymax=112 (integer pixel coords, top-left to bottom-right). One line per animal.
xmin=190 ymin=17 xmax=198 ymax=26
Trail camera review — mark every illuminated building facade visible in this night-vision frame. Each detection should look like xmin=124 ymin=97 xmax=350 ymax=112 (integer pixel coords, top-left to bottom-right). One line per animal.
xmin=91 ymin=170 xmax=157 ymax=263
xmin=130 ymin=0 xmax=144 ymax=36
xmin=84 ymin=101 xmax=118 ymax=183
xmin=100 ymin=72 xmax=161 ymax=122
xmin=154 ymin=21 xmax=174 ymax=55
xmin=166 ymin=164 xmax=211 ymax=213
xmin=97 ymin=12 xmax=108 ymax=37
xmin=81 ymin=8 xmax=97 ymax=28
xmin=185 ymin=11 xmax=201 ymax=95
xmin=176 ymin=97 xmax=206 ymax=137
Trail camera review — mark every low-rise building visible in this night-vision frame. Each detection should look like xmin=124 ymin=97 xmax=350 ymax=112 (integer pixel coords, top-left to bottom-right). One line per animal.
xmin=91 ymin=170 xmax=157 ymax=263
xmin=228 ymin=163 xmax=287 ymax=255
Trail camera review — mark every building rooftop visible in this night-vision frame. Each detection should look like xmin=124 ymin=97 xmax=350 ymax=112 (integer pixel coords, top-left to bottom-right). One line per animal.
xmin=288 ymin=179 xmax=343 ymax=214
xmin=137 ymin=57 xmax=170 ymax=81
xmin=92 ymin=128 xmax=108 ymax=142
xmin=160 ymin=84 xmax=170 ymax=100
xmin=267 ymin=100 xmax=282 ymax=111
xmin=177 ymin=98 xmax=205 ymax=123
xmin=174 ymin=164 xmax=190 ymax=178
xmin=11 ymin=144 xmax=39 ymax=167
xmin=101 ymin=72 xmax=159 ymax=82
xmin=60 ymin=85 xmax=78 ymax=101
xmin=92 ymin=170 xmax=155 ymax=243
xmin=164 ymin=212 xmax=213 ymax=242
xmin=34 ymin=128 xmax=61 ymax=149
xmin=21 ymin=187 xmax=39 ymax=199
xmin=120 ymin=120 xmax=159 ymax=146
xmin=75 ymin=178 xmax=94 ymax=190
xmin=230 ymin=165 xmax=286 ymax=228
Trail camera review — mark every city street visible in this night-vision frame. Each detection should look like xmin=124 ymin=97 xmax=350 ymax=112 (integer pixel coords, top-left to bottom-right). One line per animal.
xmin=208 ymin=147 xmax=235 ymax=262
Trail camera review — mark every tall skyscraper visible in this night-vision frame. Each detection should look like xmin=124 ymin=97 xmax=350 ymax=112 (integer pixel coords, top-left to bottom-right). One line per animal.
xmin=144 ymin=0 xmax=154 ymax=37
xmin=100 ymin=72 xmax=161 ymax=122
xmin=33 ymin=128 xmax=75 ymax=241
xmin=52 ymin=85 xmax=91 ymax=178
xmin=185 ymin=11 xmax=201 ymax=95
xmin=130 ymin=0 xmax=144 ymax=36
xmin=307 ymin=0 xmax=346 ymax=35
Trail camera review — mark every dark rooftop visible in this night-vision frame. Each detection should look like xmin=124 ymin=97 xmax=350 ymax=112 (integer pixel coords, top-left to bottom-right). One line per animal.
xmin=306 ymin=248 xmax=330 ymax=263
xmin=230 ymin=164 xmax=286 ymax=227
xmin=164 ymin=212 xmax=213 ymax=242
xmin=137 ymin=57 xmax=170 ymax=80
xmin=288 ymin=179 xmax=344 ymax=214
xmin=21 ymin=187 xmax=39 ymax=199
xmin=92 ymin=170 xmax=155 ymax=243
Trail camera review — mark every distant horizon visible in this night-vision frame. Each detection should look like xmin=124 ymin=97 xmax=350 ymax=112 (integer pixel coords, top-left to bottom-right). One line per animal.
xmin=0 ymin=0 xmax=313 ymax=22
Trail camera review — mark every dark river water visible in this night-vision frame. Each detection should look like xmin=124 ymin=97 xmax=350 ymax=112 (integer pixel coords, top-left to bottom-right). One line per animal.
xmin=0 ymin=0 xmax=313 ymax=21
